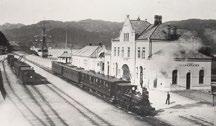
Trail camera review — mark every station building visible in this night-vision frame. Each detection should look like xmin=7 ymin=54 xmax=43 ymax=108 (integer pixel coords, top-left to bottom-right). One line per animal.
xmin=103 ymin=15 xmax=212 ymax=91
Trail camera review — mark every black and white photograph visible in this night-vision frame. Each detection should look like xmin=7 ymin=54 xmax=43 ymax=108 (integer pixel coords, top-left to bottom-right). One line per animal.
xmin=0 ymin=0 xmax=215 ymax=125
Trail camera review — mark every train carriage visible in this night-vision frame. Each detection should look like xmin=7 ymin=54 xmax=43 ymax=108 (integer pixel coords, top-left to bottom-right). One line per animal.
xmin=51 ymin=61 xmax=155 ymax=116
xmin=52 ymin=61 xmax=64 ymax=75
xmin=80 ymin=70 xmax=133 ymax=99
xmin=62 ymin=65 xmax=81 ymax=83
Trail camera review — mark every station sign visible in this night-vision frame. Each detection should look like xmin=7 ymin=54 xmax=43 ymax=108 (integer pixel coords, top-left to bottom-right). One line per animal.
xmin=180 ymin=63 xmax=199 ymax=67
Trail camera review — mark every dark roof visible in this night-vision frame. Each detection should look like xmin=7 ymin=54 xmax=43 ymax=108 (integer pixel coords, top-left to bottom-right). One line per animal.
xmin=130 ymin=20 xmax=151 ymax=35
xmin=72 ymin=45 xmax=103 ymax=58
xmin=57 ymin=62 xmax=130 ymax=83
xmin=138 ymin=24 xmax=170 ymax=40
xmin=82 ymin=70 xmax=130 ymax=83
xmin=112 ymin=37 xmax=120 ymax=41
xmin=58 ymin=51 xmax=71 ymax=58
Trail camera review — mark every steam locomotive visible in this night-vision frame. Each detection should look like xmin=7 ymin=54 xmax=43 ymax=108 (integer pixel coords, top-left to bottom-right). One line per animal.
xmin=52 ymin=61 xmax=155 ymax=116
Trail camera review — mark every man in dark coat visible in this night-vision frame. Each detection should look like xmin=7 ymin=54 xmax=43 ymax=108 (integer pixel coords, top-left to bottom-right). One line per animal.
xmin=166 ymin=92 xmax=170 ymax=105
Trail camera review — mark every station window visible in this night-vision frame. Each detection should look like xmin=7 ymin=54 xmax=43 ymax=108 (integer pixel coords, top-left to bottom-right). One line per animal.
xmin=138 ymin=47 xmax=141 ymax=58
xmin=124 ymin=33 xmax=129 ymax=41
xmin=121 ymin=47 xmax=124 ymax=57
xmin=199 ymin=70 xmax=204 ymax=84
xmin=127 ymin=47 xmax=130 ymax=57
xmin=114 ymin=47 xmax=116 ymax=56
xmin=142 ymin=47 xmax=145 ymax=59
xmin=117 ymin=47 xmax=120 ymax=56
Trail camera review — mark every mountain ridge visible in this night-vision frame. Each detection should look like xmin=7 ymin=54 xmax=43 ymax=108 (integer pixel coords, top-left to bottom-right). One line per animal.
xmin=1 ymin=18 xmax=216 ymax=54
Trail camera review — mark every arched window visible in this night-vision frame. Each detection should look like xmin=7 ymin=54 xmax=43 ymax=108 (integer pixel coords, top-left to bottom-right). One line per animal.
xmin=199 ymin=70 xmax=204 ymax=84
xmin=107 ymin=62 xmax=110 ymax=75
xmin=99 ymin=52 xmax=105 ymax=58
xmin=172 ymin=70 xmax=178 ymax=84
xmin=115 ymin=63 xmax=118 ymax=77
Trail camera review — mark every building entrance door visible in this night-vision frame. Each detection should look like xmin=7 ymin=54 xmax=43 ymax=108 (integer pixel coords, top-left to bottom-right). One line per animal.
xmin=172 ymin=70 xmax=177 ymax=84
xmin=186 ymin=72 xmax=191 ymax=89
xmin=122 ymin=64 xmax=131 ymax=81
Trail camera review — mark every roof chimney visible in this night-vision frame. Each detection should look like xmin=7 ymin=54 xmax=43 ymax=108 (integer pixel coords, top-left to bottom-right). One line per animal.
xmin=154 ymin=15 xmax=162 ymax=26
xmin=98 ymin=42 xmax=102 ymax=47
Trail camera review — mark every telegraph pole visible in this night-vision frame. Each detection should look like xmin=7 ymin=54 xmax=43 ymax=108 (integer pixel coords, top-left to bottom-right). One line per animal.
xmin=65 ymin=30 xmax=68 ymax=49
xmin=41 ymin=22 xmax=48 ymax=58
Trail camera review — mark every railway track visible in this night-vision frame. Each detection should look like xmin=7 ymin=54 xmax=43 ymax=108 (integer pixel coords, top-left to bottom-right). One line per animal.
xmin=3 ymin=56 xmax=115 ymax=126
xmin=1 ymin=60 xmax=47 ymax=126
xmin=44 ymin=84 xmax=114 ymax=126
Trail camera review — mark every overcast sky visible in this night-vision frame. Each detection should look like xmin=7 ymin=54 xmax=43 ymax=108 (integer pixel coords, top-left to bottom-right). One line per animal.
xmin=0 ymin=0 xmax=216 ymax=25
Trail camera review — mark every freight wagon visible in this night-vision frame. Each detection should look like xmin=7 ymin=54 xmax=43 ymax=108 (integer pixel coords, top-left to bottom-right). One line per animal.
xmin=7 ymin=55 xmax=48 ymax=84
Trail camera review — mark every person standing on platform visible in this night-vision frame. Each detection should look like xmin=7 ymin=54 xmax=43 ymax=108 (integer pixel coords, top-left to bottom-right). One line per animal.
xmin=166 ymin=92 xmax=170 ymax=105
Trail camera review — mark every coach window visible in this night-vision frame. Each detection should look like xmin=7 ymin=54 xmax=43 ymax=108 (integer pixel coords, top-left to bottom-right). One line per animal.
xmin=92 ymin=77 xmax=95 ymax=83
xmin=103 ymin=81 xmax=106 ymax=87
xmin=199 ymin=70 xmax=204 ymax=84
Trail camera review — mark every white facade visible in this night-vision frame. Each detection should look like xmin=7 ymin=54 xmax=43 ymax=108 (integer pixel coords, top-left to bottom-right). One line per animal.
xmin=71 ymin=45 xmax=107 ymax=74
xmin=104 ymin=15 xmax=212 ymax=91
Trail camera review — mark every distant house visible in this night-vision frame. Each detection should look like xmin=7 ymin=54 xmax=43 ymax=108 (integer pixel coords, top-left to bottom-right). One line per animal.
xmin=71 ymin=44 xmax=107 ymax=74
xmin=58 ymin=51 xmax=72 ymax=63
xmin=9 ymin=41 xmax=20 ymax=51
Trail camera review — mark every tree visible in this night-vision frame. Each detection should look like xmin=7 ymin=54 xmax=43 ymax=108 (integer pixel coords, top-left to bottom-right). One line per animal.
xmin=0 ymin=31 xmax=9 ymax=46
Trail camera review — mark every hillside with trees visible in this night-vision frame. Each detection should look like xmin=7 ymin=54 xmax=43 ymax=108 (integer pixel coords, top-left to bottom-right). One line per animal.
xmin=2 ymin=19 xmax=216 ymax=55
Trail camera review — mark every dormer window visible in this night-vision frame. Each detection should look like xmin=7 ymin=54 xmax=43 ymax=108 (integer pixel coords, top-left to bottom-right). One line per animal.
xmin=124 ymin=33 xmax=129 ymax=41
